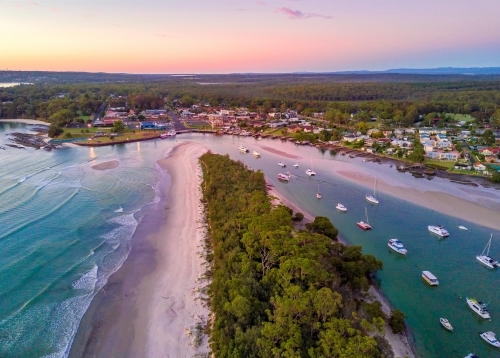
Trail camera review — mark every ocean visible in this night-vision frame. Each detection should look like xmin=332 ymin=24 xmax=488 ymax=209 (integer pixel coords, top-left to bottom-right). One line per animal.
xmin=1 ymin=124 xmax=499 ymax=357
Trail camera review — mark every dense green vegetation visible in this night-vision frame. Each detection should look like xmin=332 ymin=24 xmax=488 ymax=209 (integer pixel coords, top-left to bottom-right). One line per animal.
xmin=200 ymin=153 xmax=390 ymax=357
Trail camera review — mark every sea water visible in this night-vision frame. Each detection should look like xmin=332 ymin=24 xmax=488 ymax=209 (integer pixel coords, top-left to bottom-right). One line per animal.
xmin=1 ymin=126 xmax=500 ymax=358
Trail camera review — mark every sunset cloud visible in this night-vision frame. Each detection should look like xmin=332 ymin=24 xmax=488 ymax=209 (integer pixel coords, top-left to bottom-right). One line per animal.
xmin=276 ymin=7 xmax=331 ymax=20
xmin=154 ymin=33 xmax=172 ymax=38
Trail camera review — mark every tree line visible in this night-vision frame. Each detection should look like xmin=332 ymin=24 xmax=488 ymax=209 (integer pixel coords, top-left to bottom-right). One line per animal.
xmin=200 ymin=152 xmax=401 ymax=358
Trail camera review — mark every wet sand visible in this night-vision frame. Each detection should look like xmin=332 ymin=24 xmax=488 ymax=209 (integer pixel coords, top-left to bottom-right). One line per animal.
xmin=259 ymin=145 xmax=302 ymax=159
xmin=91 ymin=160 xmax=119 ymax=170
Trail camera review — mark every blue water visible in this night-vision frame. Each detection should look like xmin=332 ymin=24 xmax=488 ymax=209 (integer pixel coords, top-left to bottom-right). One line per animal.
xmin=1 ymin=125 xmax=499 ymax=357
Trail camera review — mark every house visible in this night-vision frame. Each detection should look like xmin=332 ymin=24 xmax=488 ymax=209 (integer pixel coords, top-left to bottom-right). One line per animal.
xmin=303 ymin=126 xmax=313 ymax=133
xmin=473 ymin=163 xmax=486 ymax=171
xmin=343 ymin=134 xmax=358 ymax=143
xmin=454 ymin=163 xmax=471 ymax=170
xmin=269 ymin=121 xmax=287 ymax=128
xmin=479 ymin=148 xmax=500 ymax=156
xmin=437 ymin=151 xmax=459 ymax=161
xmin=287 ymin=125 xmax=302 ymax=133
xmin=484 ymin=155 xmax=499 ymax=164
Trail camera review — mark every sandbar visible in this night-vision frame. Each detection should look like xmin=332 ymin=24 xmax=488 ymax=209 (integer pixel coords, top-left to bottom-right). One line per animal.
xmin=259 ymin=145 xmax=302 ymax=159
xmin=91 ymin=160 xmax=119 ymax=170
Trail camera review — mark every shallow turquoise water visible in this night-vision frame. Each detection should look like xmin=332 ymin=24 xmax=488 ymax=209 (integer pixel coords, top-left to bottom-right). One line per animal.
xmin=1 ymin=126 xmax=499 ymax=357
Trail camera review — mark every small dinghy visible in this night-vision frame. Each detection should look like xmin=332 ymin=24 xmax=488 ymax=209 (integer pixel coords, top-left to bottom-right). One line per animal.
xmin=439 ymin=318 xmax=453 ymax=331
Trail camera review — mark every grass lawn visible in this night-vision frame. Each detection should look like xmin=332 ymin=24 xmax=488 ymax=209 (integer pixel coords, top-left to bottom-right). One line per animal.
xmin=424 ymin=159 xmax=456 ymax=170
xmin=77 ymin=131 xmax=159 ymax=144
xmin=446 ymin=113 xmax=475 ymax=122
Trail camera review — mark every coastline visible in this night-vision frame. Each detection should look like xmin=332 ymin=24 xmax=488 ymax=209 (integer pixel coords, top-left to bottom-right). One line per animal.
xmin=268 ymin=182 xmax=417 ymax=358
xmin=69 ymin=142 xmax=210 ymax=357
xmin=0 ymin=118 xmax=49 ymax=125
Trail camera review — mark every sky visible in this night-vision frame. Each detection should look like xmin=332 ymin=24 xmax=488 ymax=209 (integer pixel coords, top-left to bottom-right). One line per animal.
xmin=1 ymin=0 xmax=500 ymax=74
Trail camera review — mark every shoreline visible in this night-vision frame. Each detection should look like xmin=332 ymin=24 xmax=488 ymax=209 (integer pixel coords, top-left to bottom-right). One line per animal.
xmin=69 ymin=142 xmax=210 ymax=357
xmin=0 ymin=118 xmax=49 ymax=125
xmin=268 ymin=182 xmax=417 ymax=358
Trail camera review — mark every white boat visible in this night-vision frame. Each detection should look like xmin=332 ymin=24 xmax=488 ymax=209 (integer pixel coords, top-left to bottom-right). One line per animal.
xmin=464 ymin=354 xmax=479 ymax=358
xmin=316 ymin=184 xmax=321 ymax=199
xmin=480 ymin=331 xmax=500 ymax=348
xmin=278 ymin=162 xmax=286 ymax=167
xmin=439 ymin=318 xmax=453 ymax=331
xmin=466 ymin=297 xmax=490 ymax=319
xmin=277 ymin=173 xmax=289 ymax=181
xmin=357 ymin=207 xmax=372 ymax=230
xmin=458 ymin=225 xmax=468 ymax=230
xmin=422 ymin=271 xmax=439 ymax=286
xmin=336 ymin=203 xmax=347 ymax=212
xmin=428 ymin=225 xmax=449 ymax=237
xmin=476 ymin=234 xmax=500 ymax=269
xmin=239 ymin=144 xmax=249 ymax=153
xmin=252 ymin=150 xmax=261 ymax=157
xmin=305 ymin=169 xmax=316 ymax=176
xmin=365 ymin=177 xmax=379 ymax=204
xmin=293 ymin=163 xmax=299 ymax=168
xmin=388 ymin=239 xmax=407 ymax=255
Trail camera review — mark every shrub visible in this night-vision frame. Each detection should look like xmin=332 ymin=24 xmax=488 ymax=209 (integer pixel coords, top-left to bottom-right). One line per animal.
xmin=389 ymin=309 xmax=405 ymax=334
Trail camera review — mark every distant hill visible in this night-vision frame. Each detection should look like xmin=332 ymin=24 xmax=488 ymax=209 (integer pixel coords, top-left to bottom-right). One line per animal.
xmin=332 ymin=67 xmax=500 ymax=75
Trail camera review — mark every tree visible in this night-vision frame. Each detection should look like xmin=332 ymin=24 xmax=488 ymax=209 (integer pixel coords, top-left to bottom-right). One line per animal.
xmin=112 ymin=120 xmax=126 ymax=133
xmin=492 ymin=109 xmax=500 ymax=128
xmin=48 ymin=123 xmax=63 ymax=138
xmin=482 ymin=129 xmax=495 ymax=146
xmin=305 ymin=216 xmax=338 ymax=240
xmin=389 ymin=309 xmax=405 ymax=334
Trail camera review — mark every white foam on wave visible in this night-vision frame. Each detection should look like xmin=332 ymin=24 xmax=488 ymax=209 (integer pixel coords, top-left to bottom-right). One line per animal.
xmin=71 ymin=265 xmax=98 ymax=291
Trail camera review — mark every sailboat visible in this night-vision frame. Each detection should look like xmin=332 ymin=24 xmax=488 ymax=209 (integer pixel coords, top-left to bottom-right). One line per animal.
xmin=476 ymin=234 xmax=500 ymax=269
xmin=365 ymin=177 xmax=379 ymax=204
xmin=316 ymin=183 xmax=322 ymax=199
xmin=306 ymin=157 xmax=316 ymax=176
xmin=357 ymin=207 xmax=372 ymax=230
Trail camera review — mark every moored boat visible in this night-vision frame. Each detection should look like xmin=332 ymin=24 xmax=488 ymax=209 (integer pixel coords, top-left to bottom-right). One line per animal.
xmin=293 ymin=163 xmax=299 ymax=168
xmin=439 ymin=318 xmax=453 ymax=331
xmin=428 ymin=225 xmax=449 ymax=237
xmin=388 ymin=239 xmax=407 ymax=255
xmin=365 ymin=177 xmax=379 ymax=204
xmin=252 ymin=150 xmax=261 ymax=157
xmin=479 ymin=331 xmax=500 ymax=347
xmin=305 ymin=169 xmax=316 ymax=176
xmin=458 ymin=225 xmax=468 ymax=230
xmin=336 ymin=203 xmax=347 ymax=212
xmin=422 ymin=271 xmax=439 ymax=286
xmin=476 ymin=234 xmax=499 ymax=269
xmin=357 ymin=207 xmax=372 ymax=230
xmin=239 ymin=144 xmax=249 ymax=153
xmin=277 ymin=173 xmax=289 ymax=181
xmin=466 ymin=297 xmax=490 ymax=319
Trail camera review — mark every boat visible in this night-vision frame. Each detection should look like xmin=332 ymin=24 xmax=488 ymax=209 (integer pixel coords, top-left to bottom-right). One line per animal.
xmin=316 ymin=184 xmax=321 ymax=199
xmin=286 ymin=171 xmax=291 ymax=177
xmin=239 ymin=144 xmax=249 ymax=153
xmin=293 ymin=163 xmax=299 ymax=168
xmin=278 ymin=162 xmax=286 ymax=167
xmin=278 ymin=173 xmax=289 ymax=181
xmin=458 ymin=225 xmax=468 ymax=230
xmin=388 ymin=239 xmax=407 ymax=255
xmin=252 ymin=150 xmax=261 ymax=157
xmin=336 ymin=203 xmax=347 ymax=212
xmin=439 ymin=318 xmax=453 ymax=331
xmin=466 ymin=298 xmax=490 ymax=319
xmin=476 ymin=234 xmax=500 ymax=269
xmin=428 ymin=225 xmax=449 ymax=238
xmin=464 ymin=354 xmax=479 ymax=358
xmin=479 ymin=331 xmax=500 ymax=348
xmin=160 ymin=129 xmax=176 ymax=138
xmin=422 ymin=271 xmax=439 ymax=286
xmin=365 ymin=177 xmax=379 ymax=204
xmin=357 ymin=207 xmax=372 ymax=230
xmin=306 ymin=157 xmax=316 ymax=176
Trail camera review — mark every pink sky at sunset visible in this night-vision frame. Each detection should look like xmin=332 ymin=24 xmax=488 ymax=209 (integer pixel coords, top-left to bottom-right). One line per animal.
xmin=1 ymin=0 xmax=499 ymax=73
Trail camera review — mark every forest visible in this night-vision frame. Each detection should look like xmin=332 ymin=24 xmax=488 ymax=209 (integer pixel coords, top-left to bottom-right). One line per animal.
xmin=200 ymin=152 xmax=397 ymax=358
xmin=1 ymin=72 xmax=500 ymax=128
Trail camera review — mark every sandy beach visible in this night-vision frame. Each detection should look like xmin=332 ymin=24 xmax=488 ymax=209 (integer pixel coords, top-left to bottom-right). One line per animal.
xmin=70 ymin=142 xmax=209 ymax=357
xmin=0 ymin=118 xmax=49 ymax=125
xmin=337 ymin=170 xmax=500 ymax=231
xmin=91 ymin=160 xmax=119 ymax=170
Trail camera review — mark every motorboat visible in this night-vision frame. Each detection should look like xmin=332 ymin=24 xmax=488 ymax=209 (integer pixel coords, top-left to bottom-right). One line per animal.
xmin=476 ymin=234 xmax=500 ymax=269
xmin=239 ymin=144 xmax=249 ymax=153
xmin=305 ymin=169 xmax=316 ymax=176
xmin=293 ymin=163 xmax=299 ymax=168
xmin=439 ymin=318 xmax=453 ymax=331
xmin=388 ymin=239 xmax=407 ymax=255
xmin=365 ymin=177 xmax=379 ymax=204
xmin=277 ymin=173 xmax=289 ymax=181
xmin=336 ymin=203 xmax=347 ymax=212
xmin=458 ymin=225 xmax=468 ymax=230
xmin=278 ymin=162 xmax=286 ymax=167
xmin=480 ymin=331 xmax=500 ymax=348
xmin=357 ymin=207 xmax=372 ymax=230
xmin=466 ymin=298 xmax=490 ymax=319
xmin=464 ymin=354 xmax=479 ymax=358
xmin=422 ymin=271 xmax=439 ymax=286
xmin=252 ymin=150 xmax=261 ymax=157
xmin=428 ymin=225 xmax=449 ymax=238
xmin=160 ymin=129 xmax=176 ymax=138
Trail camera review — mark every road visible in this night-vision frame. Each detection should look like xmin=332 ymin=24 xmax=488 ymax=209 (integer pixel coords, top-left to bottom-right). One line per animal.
xmin=167 ymin=110 xmax=188 ymax=131
xmin=92 ymin=101 xmax=108 ymax=125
